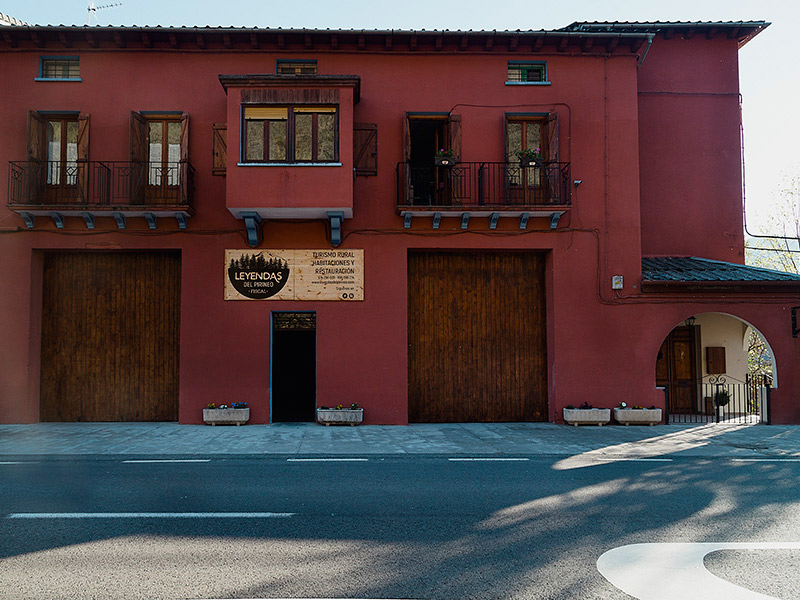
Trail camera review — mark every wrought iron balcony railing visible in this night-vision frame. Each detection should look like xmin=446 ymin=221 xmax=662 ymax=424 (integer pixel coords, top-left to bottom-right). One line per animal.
xmin=397 ymin=161 xmax=571 ymax=209
xmin=8 ymin=160 xmax=195 ymax=211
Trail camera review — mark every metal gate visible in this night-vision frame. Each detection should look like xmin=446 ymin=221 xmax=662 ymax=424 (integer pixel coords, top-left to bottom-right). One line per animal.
xmin=665 ymin=374 xmax=771 ymax=424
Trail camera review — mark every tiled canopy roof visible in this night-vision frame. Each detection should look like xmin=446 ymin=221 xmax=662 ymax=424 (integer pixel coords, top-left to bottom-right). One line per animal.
xmin=642 ymin=256 xmax=800 ymax=283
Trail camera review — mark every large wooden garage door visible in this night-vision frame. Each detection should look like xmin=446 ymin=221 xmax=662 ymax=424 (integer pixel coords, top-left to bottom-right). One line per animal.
xmin=40 ymin=252 xmax=180 ymax=422
xmin=408 ymin=252 xmax=547 ymax=422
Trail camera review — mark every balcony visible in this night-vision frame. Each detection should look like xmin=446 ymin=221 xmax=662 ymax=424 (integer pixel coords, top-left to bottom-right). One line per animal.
xmin=397 ymin=161 xmax=571 ymax=229
xmin=8 ymin=160 xmax=194 ymax=229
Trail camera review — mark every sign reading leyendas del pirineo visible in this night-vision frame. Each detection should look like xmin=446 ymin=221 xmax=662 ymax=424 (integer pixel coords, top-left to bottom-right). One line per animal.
xmin=225 ymin=249 xmax=364 ymax=301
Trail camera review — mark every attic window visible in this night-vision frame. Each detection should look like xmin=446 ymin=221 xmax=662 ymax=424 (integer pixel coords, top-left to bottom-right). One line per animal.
xmin=37 ymin=56 xmax=80 ymax=81
xmin=277 ymin=60 xmax=318 ymax=75
xmin=506 ymin=61 xmax=549 ymax=85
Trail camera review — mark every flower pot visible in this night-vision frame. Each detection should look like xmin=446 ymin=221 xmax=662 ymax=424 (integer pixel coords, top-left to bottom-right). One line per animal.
xmin=316 ymin=408 xmax=364 ymax=426
xmin=202 ymin=407 xmax=250 ymax=426
xmin=563 ymin=408 xmax=611 ymax=427
xmin=613 ymin=407 xmax=662 ymax=426
xmin=434 ymin=156 xmax=456 ymax=167
xmin=519 ymin=157 xmax=544 ymax=168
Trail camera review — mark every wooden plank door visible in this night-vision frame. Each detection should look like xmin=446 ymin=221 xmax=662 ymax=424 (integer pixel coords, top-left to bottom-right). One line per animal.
xmin=656 ymin=325 xmax=699 ymax=414
xmin=40 ymin=252 xmax=180 ymax=421
xmin=408 ymin=252 xmax=547 ymax=422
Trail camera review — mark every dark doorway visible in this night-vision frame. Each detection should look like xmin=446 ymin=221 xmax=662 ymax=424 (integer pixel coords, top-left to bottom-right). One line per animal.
xmin=271 ymin=312 xmax=316 ymax=422
xmin=656 ymin=325 xmax=700 ymax=416
xmin=407 ymin=116 xmax=448 ymax=205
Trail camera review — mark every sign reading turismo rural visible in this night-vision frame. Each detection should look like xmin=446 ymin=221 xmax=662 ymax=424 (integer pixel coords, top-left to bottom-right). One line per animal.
xmin=225 ymin=249 xmax=364 ymax=301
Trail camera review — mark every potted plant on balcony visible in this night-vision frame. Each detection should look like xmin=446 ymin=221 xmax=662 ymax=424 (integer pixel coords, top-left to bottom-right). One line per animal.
xmin=202 ymin=402 xmax=250 ymax=426
xmin=563 ymin=402 xmax=611 ymax=426
xmin=434 ymin=148 xmax=456 ymax=167
xmin=316 ymin=403 xmax=364 ymax=426
xmin=516 ymin=147 xmax=544 ymax=167
xmin=613 ymin=402 xmax=662 ymax=426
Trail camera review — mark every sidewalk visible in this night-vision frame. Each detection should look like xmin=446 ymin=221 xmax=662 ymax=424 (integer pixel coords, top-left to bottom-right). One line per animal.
xmin=1 ymin=422 xmax=800 ymax=458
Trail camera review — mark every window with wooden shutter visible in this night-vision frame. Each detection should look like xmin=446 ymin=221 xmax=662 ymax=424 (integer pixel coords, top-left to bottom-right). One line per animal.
xmin=353 ymin=123 xmax=377 ymax=176
xmin=212 ymin=123 xmax=227 ymax=176
xmin=242 ymin=105 xmax=338 ymax=163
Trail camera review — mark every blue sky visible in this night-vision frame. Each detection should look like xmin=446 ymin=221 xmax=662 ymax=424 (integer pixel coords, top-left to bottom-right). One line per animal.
xmin=4 ymin=0 xmax=799 ymax=231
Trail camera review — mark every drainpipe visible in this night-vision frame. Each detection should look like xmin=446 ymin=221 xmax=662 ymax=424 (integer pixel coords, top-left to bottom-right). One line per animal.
xmin=638 ymin=34 xmax=654 ymax=68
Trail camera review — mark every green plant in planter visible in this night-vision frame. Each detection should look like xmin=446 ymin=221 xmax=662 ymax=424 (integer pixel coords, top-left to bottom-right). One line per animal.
xmin=713 ymin=390 xmax=731 ymax=407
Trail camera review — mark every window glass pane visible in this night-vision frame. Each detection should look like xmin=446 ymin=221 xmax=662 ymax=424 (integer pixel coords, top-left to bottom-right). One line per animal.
xmin=268 ymin=120 xmax=286 ymax=161
xmin=525 ymin=122 xmax=542 ymax=154
xmin=42 ymin=58 xmax=79 ymax=79
xmin=318 ymin=113 xmax=335 ymax=161
xmin=167 ymin=122 xmax=181 ymax=185
xmin=245 ymin=120 xmax=264 ymax=161
xmin=66 ymin=121 xmax=78 ymax=185
xmin=148 ymin=122 xmax=163 ymax=185
xmin=46 ymin=121 xmax=60 ymax=184
xmin=507 ymin=122 xmax=522 ymax=161
xmin=294 ymin=113 xmax=312 ymax=161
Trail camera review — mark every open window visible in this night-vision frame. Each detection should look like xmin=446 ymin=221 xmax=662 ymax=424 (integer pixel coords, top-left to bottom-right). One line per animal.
xmin=28 ymin=110 xmax=89 ymax=203
xmin=130 ymin=111 xmax=188 ymax=204
xmin=402 ymin=113 xmax=461 ymax=205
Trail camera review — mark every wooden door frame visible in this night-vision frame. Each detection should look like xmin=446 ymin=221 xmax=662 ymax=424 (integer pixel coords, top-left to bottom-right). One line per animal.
xmin=657 ymin=324 xmax=701 ymax=417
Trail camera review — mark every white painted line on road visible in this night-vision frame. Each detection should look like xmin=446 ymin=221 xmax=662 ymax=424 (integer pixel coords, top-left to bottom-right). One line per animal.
xmin=122 ymin=459 xmax=211 ymax=463
xmin=732 ymin=458 xmax=800 ymax=462
xmin=287 ymin=458 xmax=369 ymax=462
xmin=592 ymin=458 xmax=673 ymax=462
xmin=7 ymin=512 xmax=295 ymax=519
xmin=448 ymin=458 xmax=530 ymax=462
xmin=598 ymin=542 xmax=800 ymax=600
xmin=0 ymin=461 xmax=37 ymax=465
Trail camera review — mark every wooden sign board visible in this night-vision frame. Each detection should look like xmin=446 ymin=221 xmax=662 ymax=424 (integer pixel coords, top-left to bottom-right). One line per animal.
xmin=225 ymin=249 xmax=364 ymax=301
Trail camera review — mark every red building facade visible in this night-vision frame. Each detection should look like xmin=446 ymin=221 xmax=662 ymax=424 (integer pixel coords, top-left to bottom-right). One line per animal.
xmin=2 ymin=21 xmax=799 ymax=425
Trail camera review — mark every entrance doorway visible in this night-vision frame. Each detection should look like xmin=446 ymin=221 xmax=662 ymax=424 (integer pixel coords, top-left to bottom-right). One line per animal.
xmin=656 ymin=324 xmax=699 ymax=415
xmin=271 ymin=312 xmax=316 ymax=422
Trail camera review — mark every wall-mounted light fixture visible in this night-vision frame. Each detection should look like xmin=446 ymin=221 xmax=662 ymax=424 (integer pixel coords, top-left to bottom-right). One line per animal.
xmin=684 ymin=316 xmax=696 ymax=327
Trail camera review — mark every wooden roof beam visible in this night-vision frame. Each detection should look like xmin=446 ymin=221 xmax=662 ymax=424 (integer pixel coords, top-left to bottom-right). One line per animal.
xmin=606 ymin=37 xmax=619 ymax=52
xmin=385 ymin=34 xmax=392 ymax=50
xmin=30 ymin=31 xmax=43 ymax=48
xmin=358 ymin=34 xmax=365 ymax=49
xmin=141 ymin=32 xmax=153 ymax=48
xmin=435 ymin=34 xmax=443 ymax=50
xmin=331 ymin=34 xmax=338 ymax=49
xmin=304 ymin=34 xmax=312 ymax=49
xmin=459 ymin=35 xmax=468 ymax=51
xmin=582 ymin=37 xmax=594 ymax=51
xmin=484 ymin=35 xmax=494 ymax=51
xmin=557 ymin=36 xmax=568 ymax=52
xmin=509 ymin=35 xmax=519 ymax=51
xmin=58 ymin=32 xmax=71 ymax=48
xmin=221 ymin=33 xmax=231 ymax=49
xmin=706 ymin=27 xmax=718 ymax=40
xmin=533 ymin=36 xmax=544 ymax=51
xmin=277 ymin=34 xmax=285 ymax=49
xmin=249 ymin=33 xmax=258 ymax=49
xmin=410 ymin=34 xmax=417 ymax=51
xmin=113 ymin=32 xmax=126 ymax=48
xmin=195 ymin=33 xmax=205 ymax=49
xmin=85 ymin=31 xmax=98 ymax=47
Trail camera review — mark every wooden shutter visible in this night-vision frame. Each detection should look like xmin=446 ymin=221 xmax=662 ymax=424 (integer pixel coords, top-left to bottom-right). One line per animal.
xmin=542 ymin=112 xmax=558 ymax=162
xmin=130 ymin=111 xmax=147 ymax=163
xmin=212 ymin=123 xmax=227 ymax=176
xmin=77 ymin=113 xmax=90 ymax=161
xmin=403 ymin=113 xmax=412 ymax=162
xmin=448 ymin=114 xmax=462 ymax=159
xmin=353 ymin=122 xmax=377 ymax=176
xmin=180 ymin=113 xmax=189 ymax=162
xmin=27 ymin=110 xmax=46 ymax=162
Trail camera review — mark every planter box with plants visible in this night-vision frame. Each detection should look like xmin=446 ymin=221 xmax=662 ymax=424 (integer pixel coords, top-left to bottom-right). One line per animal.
xmin=516 ymin=147 xmax=545 ymax=168
xmin=563 ymin=403 xmax=611 ymax=426
xmin=434 ymin=149 xmax=456 ymax=167
xmin=202 ymin=402 xmax=250 ymax=426
xmin=316 ymin=403 xmax=364 ymax=426
xmin=613 ymin=403 xmax=662 ymax=426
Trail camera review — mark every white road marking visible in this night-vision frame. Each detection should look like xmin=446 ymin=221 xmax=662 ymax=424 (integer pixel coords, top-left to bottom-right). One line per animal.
xmin=598 ymin=542 xmax=800 ymax=599
xmin=0 ymin=461 xmax=35 ymax=465
xmin=122 ymin=459 xmax=211 ymax=463
xmin=448 ymin=458 xmax=530 ymax=461
xmin=7 ymin=512 xmax=295 ymax=519
xmin=732 ymin=458 xmax=800 ymax=462
xmin=287 ymin=458 xmax=369 ymax=462
xmin=592 ymin=457 xmax=673 ymax=462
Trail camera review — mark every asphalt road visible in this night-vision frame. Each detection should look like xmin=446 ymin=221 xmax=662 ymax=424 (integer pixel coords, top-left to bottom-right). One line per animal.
xmin=1 ymin=455 xmax=799 ymax=599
